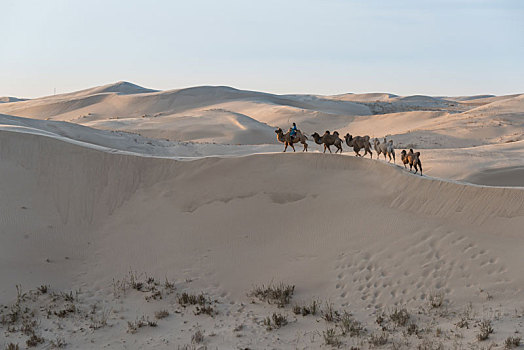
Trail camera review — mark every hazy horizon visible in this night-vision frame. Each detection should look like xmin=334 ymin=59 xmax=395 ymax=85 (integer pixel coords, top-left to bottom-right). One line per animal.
xmin=1 ymin=0 xmax=523 ymax=98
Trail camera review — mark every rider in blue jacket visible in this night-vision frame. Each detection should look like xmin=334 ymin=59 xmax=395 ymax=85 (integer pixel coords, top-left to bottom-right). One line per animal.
xmin=290 ymin=122 xmax=297 ymax=138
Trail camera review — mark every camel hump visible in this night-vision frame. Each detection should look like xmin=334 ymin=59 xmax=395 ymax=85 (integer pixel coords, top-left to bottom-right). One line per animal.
xmin=416 ymin=152 xmax=421 ymax=156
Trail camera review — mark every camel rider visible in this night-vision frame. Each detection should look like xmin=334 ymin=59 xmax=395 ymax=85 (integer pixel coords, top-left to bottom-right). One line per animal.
xmin=290 ymin=123 xmax=298 ymax=138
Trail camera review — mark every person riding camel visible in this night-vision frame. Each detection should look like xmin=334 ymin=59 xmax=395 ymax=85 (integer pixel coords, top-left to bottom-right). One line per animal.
xmin=289 ymin=122 xmax=298 ymax=138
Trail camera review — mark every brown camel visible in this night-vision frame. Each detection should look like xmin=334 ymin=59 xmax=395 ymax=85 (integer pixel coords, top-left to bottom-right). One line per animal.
xmin=275 ymin=128 xmax=308 ymax=152
xmin=401 ymin=149 xmax=422 ymax=175
xmin=344 ymin=134 xmax=373 ymax=158
xmin=311 ymin=131 xmax=343 ymax=154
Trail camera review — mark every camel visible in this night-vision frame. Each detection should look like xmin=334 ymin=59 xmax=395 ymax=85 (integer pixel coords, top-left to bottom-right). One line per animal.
xmin=275 ymin=128 xmax=308 ymax=152
xmin=344 ymin=134 xmax=373 ymax=158
xmin=373 ymin=137 xmax=396 ymax=163
xmin=311 ymin=130 xmax=343 ymax=154
xmin=401 ymin=149 xmax=423 ymax=175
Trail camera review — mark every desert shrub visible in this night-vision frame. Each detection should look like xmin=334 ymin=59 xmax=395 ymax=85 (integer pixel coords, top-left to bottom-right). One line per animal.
xmin=61 ymin=291 xmax=75 ymax=302
xmin=338 ymin=311 xmax=365 ymax=337
xmin=195 ymin=304 xmax=215 ymax=316
xmin=504 ymin=336 xmax=521 ymax=349
xmin=127 ymin=315 xmax=155 ymax=334
xmin=248 ymin=282 xmax=294 ymax=307
xmin=417 ymin=338 xmax=444 ymax=350
xmin=368 ymin=331 xmax=388 ymax=347
xmin=192 ymin=329 xmax=204 ymax=344
xmin=323 ymin=327 xmax=342 ymax=347
xmin=428 ymin=291 xmax=445 ymax=308
xmin=37 ymin=285 xmax=48 ymax=294
xmin=477 ymin=320 xmax=494 ymax=341
xmin=164 ymin=278 xmax=175 ymax=292
xmin=20 ymin=319 xmax=37 ymax=336
xmin=406 ymin=322 xmax=419 ymax=336
xmin=389 ymin=308 xmax=410 ymax=327
xmin=145 ymin=289 xmax=162 ymax=301
xmin=293 ymin=299 xmax=319 ymax=316
xmin=89 ymin=308 xmax=110 ymax=330
xmin=155 ymin=310 xmax=170 ymax=319
xmin=375 ymin=311 xmax=386 ymax=326
xmin=263 ymin=312 xmax=288 ymax=330
xmin=178 ymin=292 xmax=208 ymax=306
xmin=26 ymin=333 xmax=44 ymax=347
xmin=5 ymin=344 xmax=19 ymax=350
xmin=50 ymin=337 xmax=66 ymax=348
xmin=322 ymin=302 xmax=341 ymax=322
xmin=456 ymin=316 xmax=469 ymax=329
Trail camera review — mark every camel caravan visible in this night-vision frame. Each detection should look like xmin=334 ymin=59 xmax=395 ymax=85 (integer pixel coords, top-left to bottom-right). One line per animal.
xmin=274 ymin=125 xmax=423 ymax=175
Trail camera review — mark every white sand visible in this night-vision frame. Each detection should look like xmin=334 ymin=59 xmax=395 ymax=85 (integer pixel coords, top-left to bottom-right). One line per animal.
xmin=0 ymin=83 xmax=523 ymax=349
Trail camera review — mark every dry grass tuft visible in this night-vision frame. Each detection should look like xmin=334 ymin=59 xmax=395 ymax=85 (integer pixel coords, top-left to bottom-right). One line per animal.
xmin=477 ymin=320 xmax=494 ymax=341
xmin=155 ymin=309 xmax=170 ymax=319
xmin=368 ymin=331 xmax=389 ymax=347
xmin=323 ymin=327 xmax=342 ymax=347
xmin=248 ymin=282 xmax=295 ymax=308
xmin=263 ymin=312 xmax=288 ymax=331
xmin=504 ymin=336 xmax=521 ymax=349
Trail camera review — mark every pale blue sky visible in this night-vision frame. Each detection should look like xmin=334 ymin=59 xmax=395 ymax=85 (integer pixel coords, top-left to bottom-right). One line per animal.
xmin=1 ymin=0 xmax=523 ymax=98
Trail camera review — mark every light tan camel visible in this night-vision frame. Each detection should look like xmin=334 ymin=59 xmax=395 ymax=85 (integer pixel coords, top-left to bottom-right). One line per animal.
xmin=373 ymin=138 xmax=396 ymax=163
xmin=275 ymin=128 xmax=308 ymax=152
xmin=311 ymin=131 xmax=343 ymax=153
xmin=344 ymin=134 xmax=373 ymax=158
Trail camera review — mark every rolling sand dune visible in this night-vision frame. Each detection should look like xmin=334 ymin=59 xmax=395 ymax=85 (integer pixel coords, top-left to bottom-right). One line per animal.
xmin=1 ymin=82 xmax=523 ymax=348
xmin=0 ymin=128 xmax=523 ymax=348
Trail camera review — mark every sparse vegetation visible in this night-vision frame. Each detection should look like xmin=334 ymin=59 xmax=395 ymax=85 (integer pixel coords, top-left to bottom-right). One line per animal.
xmin=5 ymin=344 xmax=19 ymax=350
xmin=127 ymin=315 xmax=156 ymax=334
xmin=50 ymin=337 xmax=66 ymax=348
xmin=192 ymin=328 xmax=204 ymax=344
xmin=37 ymin=285 xmax=48 ymax=294
xmin=323 ymin=327 xmax=342 ymax=347
xmin=338 ymin=311 xmax=365 ymax=337
xmin=417 ymin=338 xmax=444 ymax=350
xmin=263 ymin=312 xmax=288 ymax=330
xmin=248 ymin=282 xmax=295 ymax=307
xmin=477 ymin=320 xmax=494 ymax=341
xmin=505 ymin=336 xmax=521 ymax=349
xmin=26 ymin=333 xmax=44 ymax=347
xmin=389 ymin=307 xmax=410 ymax=327
xmin=322 ymin=302 xmax=341 ymax=322
xmin=428 ymin=291 xmax=445 ymax=308
xmin=155 ymin=309 xmax=170 ymax=319
xmin=406 ymin=322 xmax=419 ymax=336
xmin=293 ymin=299 xmax=318 ymax=316
xmin=368 ymin=331 xmax=389 ymax=347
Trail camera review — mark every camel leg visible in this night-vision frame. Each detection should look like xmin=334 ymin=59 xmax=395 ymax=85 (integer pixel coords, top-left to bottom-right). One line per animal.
xmin=283 ymin=142 xmax=288 ymax=152
xmin=290 ymin=143 xmax=296 ymax=152
xmin=323 ymin=144 xmax=327 ymax=153
xmin=327 ymin=145 xmax=332 ymax=154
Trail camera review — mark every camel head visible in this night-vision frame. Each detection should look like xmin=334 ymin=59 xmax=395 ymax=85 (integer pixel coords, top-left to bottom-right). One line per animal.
xmin=275 ymin=128 xmax=283 ymax=134
xmin=311 ymin=132 xmax=320 ymax=138
xmin=409 ymin=148 xmax=414 ymax=153
xmin=401 ymin=150 xmax=407 ymax=156
xmin=344 ymin=133 xmax=353 ymax=141
xmin=373 ymin=138 xmax=380 ymax=146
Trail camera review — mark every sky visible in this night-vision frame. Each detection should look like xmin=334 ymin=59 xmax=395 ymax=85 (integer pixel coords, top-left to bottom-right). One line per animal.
xmin=1 ymin=0 xmax=523 ymax=98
